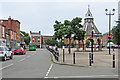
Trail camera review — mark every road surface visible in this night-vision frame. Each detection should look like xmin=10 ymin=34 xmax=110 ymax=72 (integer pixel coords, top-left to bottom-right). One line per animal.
xmin=1 ymin=49 xmax=118 ymax=79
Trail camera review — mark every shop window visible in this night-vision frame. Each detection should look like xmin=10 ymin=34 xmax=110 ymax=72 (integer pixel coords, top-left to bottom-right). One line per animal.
xmin=2 ymin=27 xmax=5 ymax=37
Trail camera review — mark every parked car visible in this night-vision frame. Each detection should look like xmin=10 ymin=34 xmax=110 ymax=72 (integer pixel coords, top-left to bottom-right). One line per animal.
xmin=107 ymin=42 xmax=119 ymax=48
xmin=113 ymin=45 xmax=118 ymax=48
xmin=14 ymin=47 xmax=26 ymax=55
xmin=0 ymin=46 xmax=13 ymax=61
xmin=88 ymin=45 xmax=99 ymax=48
xmin=118 ymin=46 xmax=120 ymax=49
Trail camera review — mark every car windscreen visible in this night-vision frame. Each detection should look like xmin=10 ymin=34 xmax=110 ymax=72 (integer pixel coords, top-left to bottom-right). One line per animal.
xmin=16 ymin=48 xmax=21 ymax=50
xmin=29 ymin=44 xmax=36 ymax=46
xmin=0 ymin=47 xmax=4 ymax=51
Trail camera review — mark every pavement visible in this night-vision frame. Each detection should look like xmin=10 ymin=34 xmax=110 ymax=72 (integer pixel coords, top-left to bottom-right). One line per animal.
xmin=49 ymin=48 xmax=119 ymax=78
xmin=56 ymin=48 xmax=118 ymax=68
xmin=0 ymin=48 xmax=119 ymax=79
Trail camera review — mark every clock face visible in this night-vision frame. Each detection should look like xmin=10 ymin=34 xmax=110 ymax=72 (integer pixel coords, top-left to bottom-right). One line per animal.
xmin=88 ymin=19 xmax=91 ymax=22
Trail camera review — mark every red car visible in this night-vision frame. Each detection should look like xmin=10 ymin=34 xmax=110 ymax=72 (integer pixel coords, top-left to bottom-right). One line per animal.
xmin=14 ymin=47 xmax=26 ymax=55
xmin=118 ymin=46 xmax=120 ymax=49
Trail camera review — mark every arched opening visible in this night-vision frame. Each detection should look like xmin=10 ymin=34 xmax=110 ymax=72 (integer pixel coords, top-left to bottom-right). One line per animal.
xmin=97 ymin=38 xmax=101 ymax=50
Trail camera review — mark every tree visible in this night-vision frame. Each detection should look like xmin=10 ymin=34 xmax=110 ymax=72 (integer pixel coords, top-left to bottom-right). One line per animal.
xmin=86 ymin=40 xmax=90 ymax=47
xmin=24 ymin=36 xmax=30 ymax=45
xmin=53 ymin=17 xmax=86 ymax=53
xmin=73 ymin=27 xmax=86 ymax=51
xmin=112 ymin=18 xmax=120 ymax=45
xmin=45 ymin=39 xmax=58 ymax=46
xmin=58 ymin=40 xmax=64 ymax=48
xmin=20 ymin=31 xmax=30 ymax=45
xmin=70 ymin=42 xmax=75 ymax=48
xmin=71 ymin=17 xmax=86 ymax=51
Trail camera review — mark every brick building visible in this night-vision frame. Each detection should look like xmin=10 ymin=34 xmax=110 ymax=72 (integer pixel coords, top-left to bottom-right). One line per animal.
xmin=0 ymin=16 xmax=24 ymax=50
xmin=102 ymin=32 xmax=112 ymax=48
xmin=30 ymin=31 xmax=41 ymax=48
xmin=41 ymin=35 xmax=52 ymax=48
xmin=41 ymin=35 xmax=82 ymax=48
xmin=0 ymin=22 xmax=7 ymax=46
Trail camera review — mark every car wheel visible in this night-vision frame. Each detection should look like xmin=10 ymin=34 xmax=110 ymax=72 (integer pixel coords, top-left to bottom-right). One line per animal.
xmin=2 ymin=55 xmax=7 ymax=61
xmin=10 ymin=54 xmax=13 ymax=59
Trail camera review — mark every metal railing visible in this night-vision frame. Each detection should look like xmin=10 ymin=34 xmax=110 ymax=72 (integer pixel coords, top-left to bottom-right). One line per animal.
xmin=46 ymin=47 xmax=59 ymax=61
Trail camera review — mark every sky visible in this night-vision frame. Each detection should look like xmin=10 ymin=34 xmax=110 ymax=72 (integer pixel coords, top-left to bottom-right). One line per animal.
xmin=0 ymin=0 xmax=119 ymax=35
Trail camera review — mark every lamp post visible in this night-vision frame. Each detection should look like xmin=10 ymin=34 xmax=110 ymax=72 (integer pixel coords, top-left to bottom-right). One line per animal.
xmin=105 ymin=9 xmax=115 ymax=55
xmin=62 ymin=34 xmax=67 ymax=62
xmin=62 ymin=35 xmax=65 ymax=62
xmin=91 ymin=27 xmax=94 ymax=63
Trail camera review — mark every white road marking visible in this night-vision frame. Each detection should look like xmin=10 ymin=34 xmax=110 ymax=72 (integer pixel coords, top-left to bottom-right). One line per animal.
xmin=0 ymin=52 xmax=36 ymax=70
xmin=17 ymin=54 xmax=35 ymax=62
xmin=0 ymin=63 xmax=14 ymax=70
xmin=17 ymin=58 xmax=26 ymax=62
xmin=26 ymin=56 xmax=31 ymax=58
xmin=44 ymin=75 xmax=118 ymax=78
xmin=45 ymin=64 xmax=53 ymax=77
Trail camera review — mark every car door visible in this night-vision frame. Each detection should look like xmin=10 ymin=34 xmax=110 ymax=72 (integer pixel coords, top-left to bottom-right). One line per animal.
xmin=4 ymin=47 xmax=8 ymax=57
xmin=5 ymin=47 xmax=10 ymax=57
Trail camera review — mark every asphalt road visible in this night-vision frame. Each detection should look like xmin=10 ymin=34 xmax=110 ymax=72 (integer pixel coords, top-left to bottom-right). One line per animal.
xmin=0 ymin=49 xmax=118 ymax=79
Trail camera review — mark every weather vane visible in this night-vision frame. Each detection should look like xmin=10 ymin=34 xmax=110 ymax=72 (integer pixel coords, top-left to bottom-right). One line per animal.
xmin=88 ymin=5 xmax=90 ymax=9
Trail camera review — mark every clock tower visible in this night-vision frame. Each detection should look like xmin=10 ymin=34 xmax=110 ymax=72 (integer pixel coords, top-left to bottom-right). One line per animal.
xmin=83 ymin=6 xmax=103 ymax=51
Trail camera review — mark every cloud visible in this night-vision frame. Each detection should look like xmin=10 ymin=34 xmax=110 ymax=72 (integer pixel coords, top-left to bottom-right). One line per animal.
xmin=0 ymin=0 xmax=119 ymax=2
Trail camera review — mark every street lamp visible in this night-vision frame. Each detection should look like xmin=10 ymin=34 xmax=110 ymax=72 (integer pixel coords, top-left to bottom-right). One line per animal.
xmin=91 ymin=27 xmax=94 ymax=63
xmin=105 ymin=9 xmax=115 ymax=55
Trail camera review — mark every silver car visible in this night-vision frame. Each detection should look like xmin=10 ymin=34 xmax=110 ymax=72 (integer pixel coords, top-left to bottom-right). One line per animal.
xmin=0 ymin=46 xmax=13 ymax=61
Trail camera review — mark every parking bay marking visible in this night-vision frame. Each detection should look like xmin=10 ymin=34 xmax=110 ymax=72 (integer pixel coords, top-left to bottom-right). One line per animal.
xmin=17 ymin=54 xmax=36 ymax=62
xmin=0 ymin=63 xmax=14 ymax=70
xmin=45 ymin=64 xmax=53 ymax=77
xmin=44 ymin=75 xmax=118 ymax=78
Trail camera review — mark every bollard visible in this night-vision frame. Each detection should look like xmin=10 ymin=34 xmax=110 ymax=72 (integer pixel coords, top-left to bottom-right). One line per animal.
xmin=63 ymin=49 xmax=65 ymax=62
xmin=89 ymin=53 xmax=92 ymax=66
xmin=113 ymin=46 xmax=114 ymax=51
xmin=113 ymin=53 xmax=115 ymax=68
xmin=73 ymin=52 xmax=75 ymax=64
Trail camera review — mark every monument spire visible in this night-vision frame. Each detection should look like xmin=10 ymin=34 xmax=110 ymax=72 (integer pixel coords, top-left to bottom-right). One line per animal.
xmin=85 ymin=5 xmax=93 ymax=18
xmin=83 ymin=5 xmax=101 ymax=35
xmin=88 ymin=5 xmax=90 ymax=9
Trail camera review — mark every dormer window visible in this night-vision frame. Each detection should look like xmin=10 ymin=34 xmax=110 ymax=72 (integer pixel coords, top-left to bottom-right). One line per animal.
xmin=88 ymin=14 xmax=90 ymax=16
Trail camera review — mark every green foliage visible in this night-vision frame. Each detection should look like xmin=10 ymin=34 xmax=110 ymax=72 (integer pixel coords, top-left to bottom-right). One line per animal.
xmin=58 ymin=40 xmax=64 ymax=48
xmin=45 ymin=39 xmax=58 ymax=46
xmin=24 ymin=36 xmax=30 ymax=45
xmin=53 ymin=17 xmax=85 ymax=41
xmin=20 ymin=31 xmax=30 ymax=45
xmin=53 ymin=17 xmax=86 ymax=53
xmin=70 ymin=42 xmax=75 ymax=48
xmin=112 ymin=18 xmax=120 ymax=45
xmin=86 ymin=40 xmax=90 ymax=47
xmin=71 ymin=17 xmax=82 ymax=28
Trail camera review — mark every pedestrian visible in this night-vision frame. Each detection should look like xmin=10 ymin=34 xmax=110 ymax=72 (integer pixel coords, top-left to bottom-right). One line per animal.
xmin=55 ymin=45 xmax=58 ymax=51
